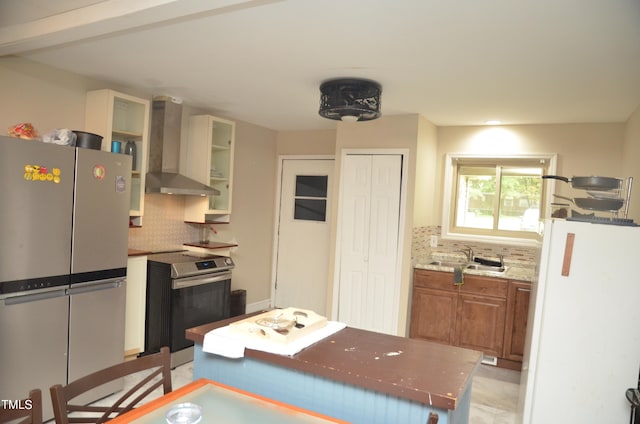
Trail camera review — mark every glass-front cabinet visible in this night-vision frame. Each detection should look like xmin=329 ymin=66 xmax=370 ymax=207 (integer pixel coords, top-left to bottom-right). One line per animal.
xmin=85 ymin=89 xmax=150 ymax=226
xmin=183 ymin=115 xmax=235 ymax=223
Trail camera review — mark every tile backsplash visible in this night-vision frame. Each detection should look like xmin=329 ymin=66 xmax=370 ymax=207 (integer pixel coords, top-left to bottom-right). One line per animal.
xmin=127 ymin=194 xmax=200 ymax=252
xmin=412 ymin=226 xmax=538 ymax=265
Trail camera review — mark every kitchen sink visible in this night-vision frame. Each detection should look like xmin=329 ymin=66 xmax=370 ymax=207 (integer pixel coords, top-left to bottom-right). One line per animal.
xmin=427 ymin=260 xmax=508 ymax=274
xmin=465 ymin=263 xmax=508 ymax=274
xmin=428 ymin=260 xmax=467 ymax=268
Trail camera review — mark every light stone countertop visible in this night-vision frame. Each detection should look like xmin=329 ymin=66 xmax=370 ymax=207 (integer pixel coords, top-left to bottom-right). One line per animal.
xmin=414 ymin=253 xmax=537 ymax=283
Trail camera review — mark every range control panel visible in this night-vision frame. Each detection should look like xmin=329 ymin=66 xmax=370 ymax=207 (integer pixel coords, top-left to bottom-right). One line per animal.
xmin=148 ymin=251 xmax=235 ymax=279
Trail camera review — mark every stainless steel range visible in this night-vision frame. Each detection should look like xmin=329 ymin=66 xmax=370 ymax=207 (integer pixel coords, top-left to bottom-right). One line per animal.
xmin=144 ymin=251 xmax=233 ymax=367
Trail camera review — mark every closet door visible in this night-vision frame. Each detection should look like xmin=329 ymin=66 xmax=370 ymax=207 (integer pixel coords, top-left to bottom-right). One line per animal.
xmin=337 ymin=154 xmax=402 ymax=335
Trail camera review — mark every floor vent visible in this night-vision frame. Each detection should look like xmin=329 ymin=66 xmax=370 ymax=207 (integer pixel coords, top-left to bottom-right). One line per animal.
xmin=481 ymin=355 xmax=498 ymax=366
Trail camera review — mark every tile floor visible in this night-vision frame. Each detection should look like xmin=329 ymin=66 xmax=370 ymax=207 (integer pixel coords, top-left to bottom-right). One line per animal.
xmin=88 ymin=361 xmax=520 ymax=423
xmin=469 ymin=365 xmax=520 ymax=424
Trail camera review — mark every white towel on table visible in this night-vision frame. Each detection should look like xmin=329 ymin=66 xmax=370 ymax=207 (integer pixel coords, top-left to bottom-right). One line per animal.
xmin=202 ymin=321 xmax=346 ymax=358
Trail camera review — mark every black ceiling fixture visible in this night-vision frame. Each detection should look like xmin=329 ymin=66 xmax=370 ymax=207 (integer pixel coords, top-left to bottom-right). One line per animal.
xmin=319 ymin=78 xmax=382 ymax=122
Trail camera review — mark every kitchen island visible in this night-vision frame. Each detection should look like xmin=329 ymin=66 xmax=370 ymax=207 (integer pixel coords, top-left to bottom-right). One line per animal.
xmin=186 ymin=315 xmax=482 ymax=424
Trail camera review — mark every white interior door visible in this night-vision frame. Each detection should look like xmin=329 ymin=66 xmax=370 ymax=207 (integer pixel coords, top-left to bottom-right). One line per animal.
xmin=274 ymin=159 xmax=334 ymax=315
xmin=337 ymin=154 xmax=402 ymax=335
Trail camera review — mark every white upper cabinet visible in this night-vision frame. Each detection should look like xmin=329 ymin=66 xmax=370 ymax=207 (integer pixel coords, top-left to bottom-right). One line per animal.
xmin=183 ymin=114 xmax=235 ymax=223
xmin=85 ymin=89 xmax=150 ymax=226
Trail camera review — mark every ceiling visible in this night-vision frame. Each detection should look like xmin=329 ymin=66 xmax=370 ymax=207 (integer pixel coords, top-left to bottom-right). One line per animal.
xmin=2 ymin=0 xmax=640 ymax=131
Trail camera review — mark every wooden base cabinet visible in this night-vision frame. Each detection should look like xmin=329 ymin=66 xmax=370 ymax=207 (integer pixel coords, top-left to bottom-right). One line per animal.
xmin=411 ymin=269 xmax=530 ymax=368
xmin=455 ymin=294 xmax=506 ymax=357
xmin=410 ymin=287 xmax=458 ymax=345
xmin=503 ymin=280 xmax=532 ymax=361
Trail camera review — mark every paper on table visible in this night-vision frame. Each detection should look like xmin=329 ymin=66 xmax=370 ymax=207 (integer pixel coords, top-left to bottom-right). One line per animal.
xmin=202 ymin=321 xmax=347 ymax=358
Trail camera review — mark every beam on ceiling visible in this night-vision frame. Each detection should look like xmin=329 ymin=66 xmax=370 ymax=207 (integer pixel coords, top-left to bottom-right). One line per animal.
xmin=0 ymin=0 xmax=282 ymax=56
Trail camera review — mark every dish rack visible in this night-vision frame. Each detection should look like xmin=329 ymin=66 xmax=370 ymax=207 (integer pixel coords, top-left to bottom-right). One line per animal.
xmin=564 ymin=177 xmax=636 ymax=226
xmin=587 ymin=176 xmax=633 ymax=218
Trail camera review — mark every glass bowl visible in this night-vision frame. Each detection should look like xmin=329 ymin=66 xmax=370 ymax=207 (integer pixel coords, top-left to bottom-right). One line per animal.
xmin=256 ymin=316 xmax=294 ymax=330
xmin=165 ymin=402 xmax=202 ymax=424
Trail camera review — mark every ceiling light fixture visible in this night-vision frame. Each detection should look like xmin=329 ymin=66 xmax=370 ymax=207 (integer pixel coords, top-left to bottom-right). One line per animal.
xmin=319 ymin=78 xmax=382 ymax=122
xmin=485 ymin=120 xmax=502 ymax=125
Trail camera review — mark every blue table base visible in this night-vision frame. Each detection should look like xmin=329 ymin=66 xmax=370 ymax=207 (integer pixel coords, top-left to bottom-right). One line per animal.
xmin=193 ymin=345 xmax=471 ymax=424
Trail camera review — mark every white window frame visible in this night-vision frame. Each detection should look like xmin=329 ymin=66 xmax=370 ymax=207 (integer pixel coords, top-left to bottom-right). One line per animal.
xmin=441 ymin=153 xmax=557 ymax=247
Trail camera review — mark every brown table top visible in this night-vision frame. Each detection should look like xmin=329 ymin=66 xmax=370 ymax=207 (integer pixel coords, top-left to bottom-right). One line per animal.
xmin=186 ymin=314 xmax=482 ymax=411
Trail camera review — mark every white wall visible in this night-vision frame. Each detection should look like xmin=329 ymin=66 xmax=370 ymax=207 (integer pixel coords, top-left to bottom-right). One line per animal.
xmin=276 ymin=129 xmax=336 ymax=155
xmin=623 ymin=105 xmax=640 ymax=222
xmin=0 ymin=56 xmax=143 ymax=135
xmin=212 ymin=121 xmax=278 ymax=303
xmin=434 ymin=123 xmax=625 ymax=225
xmin=413 ymin=117 xmax=439 ymax=227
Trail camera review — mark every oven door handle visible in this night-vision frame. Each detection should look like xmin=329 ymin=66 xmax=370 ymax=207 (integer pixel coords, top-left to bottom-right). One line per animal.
xmin=172 ymin=271 xmax=232 ymax=290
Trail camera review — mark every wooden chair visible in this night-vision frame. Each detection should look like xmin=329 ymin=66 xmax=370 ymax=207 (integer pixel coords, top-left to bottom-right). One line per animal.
xmin=50 ymin=346 xmax=172 ymax=424
xmin=427 ymin=412 xmax=439 ymax=424
xmin=0 ymin=388 xmax=42 ymax=424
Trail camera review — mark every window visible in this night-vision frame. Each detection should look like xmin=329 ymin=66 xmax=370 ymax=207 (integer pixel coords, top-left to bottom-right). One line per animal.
xmin=443 ymin=154 xmax=556 ymax=243
xmin=294 ymin=175 xmax=328 ymax=222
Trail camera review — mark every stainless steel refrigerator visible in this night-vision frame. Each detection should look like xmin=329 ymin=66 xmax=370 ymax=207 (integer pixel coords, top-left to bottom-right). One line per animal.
xmin=0 ymin=135 xmax=131 ymax=420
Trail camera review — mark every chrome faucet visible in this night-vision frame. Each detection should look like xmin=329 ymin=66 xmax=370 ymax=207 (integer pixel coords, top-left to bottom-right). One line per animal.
xmin=497 ymin=254 xmax=504 ymax=267
xmin=461 ymin=247 xmax=474 ymax=263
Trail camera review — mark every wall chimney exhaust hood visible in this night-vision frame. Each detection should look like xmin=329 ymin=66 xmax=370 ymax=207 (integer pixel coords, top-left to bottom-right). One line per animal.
xmin=145 ymin=96 xmax=220 ymax=196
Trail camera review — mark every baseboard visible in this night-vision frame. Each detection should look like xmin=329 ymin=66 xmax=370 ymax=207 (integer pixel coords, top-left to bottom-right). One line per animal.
xmin=124 ymin=348 xmax=141 ymax=361
xmin=497 ymin=357 xmax=523 ymax=371
xmin=247 ymin=299 xmax=271 ymax=313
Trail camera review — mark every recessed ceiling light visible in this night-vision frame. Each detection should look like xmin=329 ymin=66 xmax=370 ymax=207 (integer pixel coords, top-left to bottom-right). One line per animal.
xmin=485 ymin=120 xmax=502 ymax=125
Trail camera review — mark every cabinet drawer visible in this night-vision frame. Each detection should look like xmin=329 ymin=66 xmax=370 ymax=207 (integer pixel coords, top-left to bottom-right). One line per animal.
xmin=461 ymin=275 xmax=508 ymax=298
xmin=414 ymin=269 xmax=458 ymax=292
xmin=414 ymin=269 xmax=508 ymax=298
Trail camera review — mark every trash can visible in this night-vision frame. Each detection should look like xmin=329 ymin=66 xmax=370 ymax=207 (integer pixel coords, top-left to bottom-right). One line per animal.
xmin=230 ymin=289 xmax=246 ymax=317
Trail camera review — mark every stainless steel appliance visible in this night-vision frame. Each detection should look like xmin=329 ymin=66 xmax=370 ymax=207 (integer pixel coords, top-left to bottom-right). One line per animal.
xmin=145 ymin=251 xmax=233 ymax=367
xmin=145 ymin=95 xmax=220 ymax=196
xmin=0 ymin=135 xmax=131 ymax=420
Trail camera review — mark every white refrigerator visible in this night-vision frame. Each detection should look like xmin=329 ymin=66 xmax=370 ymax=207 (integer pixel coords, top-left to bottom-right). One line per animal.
xmin=519 ymin=219 xmax=640 ymax=423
